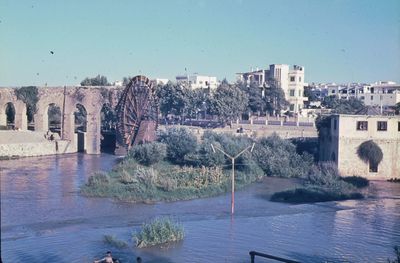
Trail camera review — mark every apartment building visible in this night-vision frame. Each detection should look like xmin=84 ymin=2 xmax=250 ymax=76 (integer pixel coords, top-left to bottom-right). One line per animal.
xmin=236 ymin=64 xmax=308 ymax=113
xmin=309 ymin=81 xmax=400 ymax=107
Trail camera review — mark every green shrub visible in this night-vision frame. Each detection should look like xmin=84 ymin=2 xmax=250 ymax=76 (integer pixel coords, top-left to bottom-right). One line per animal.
xmin=270 ymin=187 xmax=363 ymax=204
xmin=307 ymin=162 xmax=340 ymax=186
xmin=133 ymin=217 xmax=184 ymax=248
xmin=103 ymin=235 xmax=128 ymax=249
xmin=253 ymin=134 xmax=313 ymax=178
xmin=184 ymin=139 xmax=225 ymax=167
xmin=342 ymin=176 xmax=369 ymax=188
xmin=128 ymin=142 xmax=167 ymax=165
xmin=158 ymin=127 xmax=197 ymax=164
xmin=87 ymin=172 xmax=110 ymax=187
xmin=357 ymin=140 xmax=383 ymax=167
xmin=202 ymin=131 xmax=256 ymax=171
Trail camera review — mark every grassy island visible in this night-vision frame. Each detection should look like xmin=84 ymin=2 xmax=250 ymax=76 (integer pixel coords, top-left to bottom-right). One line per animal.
xmin=81 ymin=127 xmax=365 ymax=204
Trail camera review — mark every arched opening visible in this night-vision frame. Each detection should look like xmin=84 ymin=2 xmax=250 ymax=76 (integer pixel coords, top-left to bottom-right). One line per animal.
xmin=100 ymin=104 xmax=117 ymax=153
xmin=27 ymin=104 xmax=35 ymax=131
xmin=48 ymin=103 xmax=61 ymax=135
xmin=75 ymin=104 xmax=87 ymax=152
xmin=5 ymin=102 xmax=16 ymax=129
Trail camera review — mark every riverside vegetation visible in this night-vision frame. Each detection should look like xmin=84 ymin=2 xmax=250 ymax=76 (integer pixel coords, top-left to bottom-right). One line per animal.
xmin=102 ymin=217 xmax=184 ymax=248
xmin=81 ymin=127 xmax=366 ymax=204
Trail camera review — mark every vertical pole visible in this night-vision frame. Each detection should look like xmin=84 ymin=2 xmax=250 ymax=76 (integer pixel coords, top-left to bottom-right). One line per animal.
xmin=61 ymin=85 xmax=66 ymax=139
xmin=231 ymin=158 xmax=235 ymax=215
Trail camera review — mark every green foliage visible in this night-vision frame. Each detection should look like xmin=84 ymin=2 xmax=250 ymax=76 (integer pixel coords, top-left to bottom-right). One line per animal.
xmin=48 ymin=104 xmax=61 ymax=125
xmin=342 ymin=176 xmax=369 ymax=188
xmin=208 ymin=82 xmax=248 ymax=123
xmin=388 ymin=246 xmax=400 ymax=263
xmin=133 ymin=217 xmax=184 ymax=248
xmin=128 ymin=142 xmax=167 ymax=166
xmin=264 ymin=83 xmax=289 ymax=115
xmin=74 ymin=104 xmax=87 ymax=131
xmin=5 ymin=103 xmax=15 ymax=123
xmin=357 ymin=140 xmax=383 ymax=167
xmin=184 ymin=139 xmax=225 ymax=167
xmin=252 ymin=134 xmax=313 ymax=178
xmin=157 ymin=82 xmax=189 ymax=117
xmin=322 ymin=96 xmax=364 ymax=114
xmin=270 ymin=187 xmax=363 ymax=204
xmin=394 ymin=102 xmax=400 ymax=115
xmin=290 ymin=138 xmax=319 ymax=162
xmin=270 ymin=162 xmax=364 ymax=204
xmin=158 ymin=127 xmax=197 ymax=164
xmin=100 ymin=104 xmax=116 ymax=130
xmin=303 ymin=86 xmax=318 ymax=103
xmin=237 ymin=82 xmax=266 ymax=114
xmin=14 ymin=86 xmax=39 ymax=122
xmin=103 ymin=235 xmax=128 ymax=249
xmin=80 ymin=75 xmax=110 ymax=86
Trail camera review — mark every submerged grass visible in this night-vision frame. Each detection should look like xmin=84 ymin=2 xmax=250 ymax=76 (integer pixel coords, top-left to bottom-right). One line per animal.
xmin=270 ymin=186 xmax=363 ymax=204
xmin=342 ymin=176 xmax=369 ymax=188
xmin=81 ymin=158 xmax=264 ymax=202
xmin=133 ymin=217 xmax=184 ymax=248
xmin=103 ymin=235 xmax=128 ymax=249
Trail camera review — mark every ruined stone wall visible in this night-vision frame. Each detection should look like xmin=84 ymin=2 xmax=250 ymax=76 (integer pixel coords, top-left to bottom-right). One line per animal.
xmin=0 ymin=86 xmax=123 ymax=155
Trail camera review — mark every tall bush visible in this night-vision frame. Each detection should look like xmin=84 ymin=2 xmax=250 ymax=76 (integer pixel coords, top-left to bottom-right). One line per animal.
xmin=253 ymin=134 xmax=313 ymax=178
xmin=128 ymin=142 xmax=167 ymax=165
xmin=158 ymin=127 xmax=197 ymax=164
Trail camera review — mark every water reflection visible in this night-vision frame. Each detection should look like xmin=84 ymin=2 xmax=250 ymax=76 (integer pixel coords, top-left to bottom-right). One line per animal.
xmin=1 ymin=154 xmax=400 ymax=263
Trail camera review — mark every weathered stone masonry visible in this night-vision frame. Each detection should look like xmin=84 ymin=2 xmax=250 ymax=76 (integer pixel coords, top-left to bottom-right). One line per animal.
xmin=0 ymin=86 xmax=122 ymax=154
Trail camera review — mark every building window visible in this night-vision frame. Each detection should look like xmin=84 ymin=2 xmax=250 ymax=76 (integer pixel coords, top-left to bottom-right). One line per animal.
xmin=360 ymin=96 xmax=365 ymax=100
xmin=371 ymin=95 xmax=373 ymax=100
xmin=290 ymin=90 xmax=295 ymax=96
xmin=398 ymin=122 xmax=400 ymax=131
xmin=356 ymin=121 xmax=368 ymax=131
xmin=290 ymin=76 xmax=295 ymax=82
xmin=299 ymin=76 xmax=302 ymax=82
xmin=289 ymin=104 xmax=294 ymax=111
xmin=377 ymin=121 xmax=387 ymax=131
xmin=332 ymin=90 xmax=335 ymax=94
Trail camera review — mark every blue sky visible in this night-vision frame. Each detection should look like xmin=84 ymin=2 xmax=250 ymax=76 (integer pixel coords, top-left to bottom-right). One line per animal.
xmin=0 ymin=0 xmax=399 ymax=86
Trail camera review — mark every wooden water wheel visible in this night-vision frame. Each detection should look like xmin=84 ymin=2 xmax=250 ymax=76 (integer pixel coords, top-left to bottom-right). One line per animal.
xmin=115 ymin=75 xmax=158 ymax=150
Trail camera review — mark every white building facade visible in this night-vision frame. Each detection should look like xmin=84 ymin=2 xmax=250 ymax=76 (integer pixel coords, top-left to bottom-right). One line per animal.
xmin=320 ymin=114 xmax=400 ymax=179
xmin=176 ymin=74 xmax=218 ymax=90
xmin=236 ymin=64 xmax=308 ymax=113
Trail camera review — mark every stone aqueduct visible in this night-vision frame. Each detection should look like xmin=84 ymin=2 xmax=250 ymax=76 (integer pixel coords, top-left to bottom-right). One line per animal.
xmin=0 ymin=86 xmax=122 ymax=154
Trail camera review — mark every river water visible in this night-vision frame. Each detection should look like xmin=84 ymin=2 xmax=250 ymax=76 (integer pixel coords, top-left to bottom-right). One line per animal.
xmin=1 ymin=153 xmax=399 ymax=263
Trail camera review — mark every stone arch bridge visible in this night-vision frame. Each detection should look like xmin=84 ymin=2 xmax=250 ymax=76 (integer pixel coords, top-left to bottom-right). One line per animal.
xmin=0 ymin=86 xmax=123 ymax=154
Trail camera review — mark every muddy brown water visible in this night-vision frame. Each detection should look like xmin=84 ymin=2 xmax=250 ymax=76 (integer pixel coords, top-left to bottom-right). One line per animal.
xmin=1 ymin=153 xmax=399 ymax=263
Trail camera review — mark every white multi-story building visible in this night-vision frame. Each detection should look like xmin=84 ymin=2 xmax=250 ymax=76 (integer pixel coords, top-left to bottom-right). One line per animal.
xmin=236 ymin=64 xmax=308 ymax=113
xmin=176 ymin=74 xmax=218 ymax=90
xmin=310 ymin=81 xmax=400 ymax=108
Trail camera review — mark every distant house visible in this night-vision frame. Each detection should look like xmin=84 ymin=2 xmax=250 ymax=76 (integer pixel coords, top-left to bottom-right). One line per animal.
xmin=176 ymin=74 xmax=218 ymax=90
xmin=319 ymin=112 xmax=400 ymax=179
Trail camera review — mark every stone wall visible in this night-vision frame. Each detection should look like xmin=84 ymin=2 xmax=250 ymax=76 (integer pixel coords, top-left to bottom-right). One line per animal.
xmin=0 ymin=86 xmax=123 ymax=155
xmin=0 ymin=140 xmax=76 ymax=157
